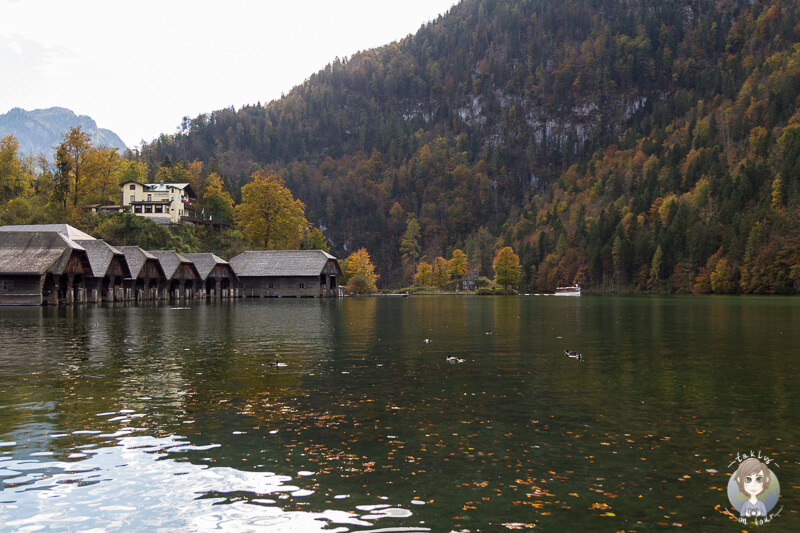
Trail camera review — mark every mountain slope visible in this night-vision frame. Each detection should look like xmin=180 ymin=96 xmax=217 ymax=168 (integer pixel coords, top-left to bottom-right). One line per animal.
xmin=138 ymin=0 xmax=800 ymax=292
xmin=0 ymin=107 xmax=128 ymax=157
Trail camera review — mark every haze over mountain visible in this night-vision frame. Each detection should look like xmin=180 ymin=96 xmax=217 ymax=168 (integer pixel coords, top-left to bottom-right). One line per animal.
xmin=138 ymin=0 xmax=800 ymax=292
xmin=0 ymin=107 xmax=128 ymax=158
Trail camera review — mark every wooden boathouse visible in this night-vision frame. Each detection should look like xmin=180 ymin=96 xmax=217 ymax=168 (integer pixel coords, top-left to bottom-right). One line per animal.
xmin=75 ymin=239 xmax=132 ymax=302
xmin=2 ymin=224 xmax=343 ymax=304
xmin=118 ymin=246 xmax=167 ymax=301
xmin=148 ymin=251 xmax=201 ymax=300
xmin=229 ymin=250 xmax=341 ymax=298
xmin=183 ymin=253 xmax=237 ymax=299
xmin=0 ymin=230 xmax=92 ymax=305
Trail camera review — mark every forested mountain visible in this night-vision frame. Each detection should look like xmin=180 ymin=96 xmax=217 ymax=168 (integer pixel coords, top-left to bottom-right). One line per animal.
xmin=137 ymin=0 xmax=800 ymax=293
xmin=0 ymin=107 xmax=127 ymax=157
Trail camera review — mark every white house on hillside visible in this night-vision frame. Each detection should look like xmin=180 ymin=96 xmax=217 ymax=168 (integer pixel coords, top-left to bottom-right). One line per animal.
xmin=120 ymin=181 xmax=196 ymax=224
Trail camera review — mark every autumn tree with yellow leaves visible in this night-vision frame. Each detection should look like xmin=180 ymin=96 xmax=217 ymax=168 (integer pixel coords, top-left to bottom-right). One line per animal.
xmin=449 ymin=249 xmax=469 ymax=278
xmin=431 ymin=256 xmax=452 ymax=287
xmin=342 ymin=247 xmax=379 ymax=294
xmin=414 ymin=261 xmax=433 ymax=286
xmin=493 ymin=247 xmax=521 ymax=289
xmin=235 ymin=170 xmax=310 ymax=249
xmin=57 ymin=127 xmax=92 ymax=207
xmin=202 ymin=172 xmax=235 ymax=221
xmin=83 ymin=147 xmax=125 ymax=205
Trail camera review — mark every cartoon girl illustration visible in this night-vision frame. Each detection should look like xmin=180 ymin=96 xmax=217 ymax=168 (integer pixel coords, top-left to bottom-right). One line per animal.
xmin=734 ymin=457 xmax=770 ymax=517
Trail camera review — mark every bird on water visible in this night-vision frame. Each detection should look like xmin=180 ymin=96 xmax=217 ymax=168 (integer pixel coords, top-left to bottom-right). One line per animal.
xmin=564 ymin=350 xmax=583 ymax=360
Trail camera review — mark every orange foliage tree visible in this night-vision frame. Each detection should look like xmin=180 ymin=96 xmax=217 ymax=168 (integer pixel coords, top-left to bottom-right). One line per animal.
xmin=343 ymin=247 xmax=379 ymax=294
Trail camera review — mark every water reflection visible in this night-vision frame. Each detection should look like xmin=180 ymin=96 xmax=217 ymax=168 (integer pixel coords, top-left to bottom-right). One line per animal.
xmin=1 ymin=429 xmax=423 ymax=532
xmin=1 ymin=297 xmax=799 ymax=531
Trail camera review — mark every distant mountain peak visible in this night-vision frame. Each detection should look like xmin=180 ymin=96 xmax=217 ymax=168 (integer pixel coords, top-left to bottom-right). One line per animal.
xmin=0 ymin=107 xmax=128 ymax=157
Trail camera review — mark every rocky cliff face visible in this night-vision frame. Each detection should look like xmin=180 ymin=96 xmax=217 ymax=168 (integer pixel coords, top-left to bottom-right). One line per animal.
xmin=0 ymin=107 xmax=128 ymax=157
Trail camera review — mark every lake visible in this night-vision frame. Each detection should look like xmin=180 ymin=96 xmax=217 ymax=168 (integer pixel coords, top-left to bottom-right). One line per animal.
xmin=1 ymin=296 xmax=798 ymax=531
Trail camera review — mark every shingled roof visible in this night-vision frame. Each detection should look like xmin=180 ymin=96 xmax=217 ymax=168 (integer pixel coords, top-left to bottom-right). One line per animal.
xmin=0 ymin=231 xmax=89 ymax=276
xmin=0 ymin=224 xmax=95 ymax=241
xmin=182 ymin=253 xmax=233 ymax=280
xmin=117 ymin=246 xmax=164 ymax=279
xmin=148 ymin=250 xmax=200 ymax=280
xmin=228 ymin=250 xmax=340 ymax=277
xmin=74 ymin=239 xmax=132 ymax=279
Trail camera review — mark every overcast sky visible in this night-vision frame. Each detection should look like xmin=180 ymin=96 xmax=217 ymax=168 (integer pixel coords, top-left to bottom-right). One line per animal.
xmin=1 ymin=0 xmax=458 ymax=148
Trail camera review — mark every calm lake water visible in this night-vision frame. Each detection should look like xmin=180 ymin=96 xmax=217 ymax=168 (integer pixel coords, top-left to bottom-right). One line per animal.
xmin=1 ymin=296 xmax=798 ymax=532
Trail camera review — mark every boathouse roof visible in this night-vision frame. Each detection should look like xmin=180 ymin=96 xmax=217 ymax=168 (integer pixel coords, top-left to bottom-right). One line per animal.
xmin=0 ymin=231 xmax=90 ymax=276
xmin=0 ymin=224 xmax=95 ymax=241
xmin=229 ymin=250 xmax=340 ymax=277
xmin=117 ymin=246 xmax=164 ymax=279
xmin=182 ymin=253 xmax=233 ymax=280
xmin=148 ymin=250 xmax=200 ymax=280
xmin=74 ymin=239 xmax=132 ymax=279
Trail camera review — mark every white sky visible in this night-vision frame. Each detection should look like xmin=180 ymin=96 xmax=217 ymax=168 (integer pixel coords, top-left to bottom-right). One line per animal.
xmin=1 ymin=0 xmax=458 ymax=148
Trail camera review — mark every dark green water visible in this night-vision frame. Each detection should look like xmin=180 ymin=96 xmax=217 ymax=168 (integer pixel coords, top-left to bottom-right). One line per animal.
xmin=1 ymin=296 xmax=798 ymax=531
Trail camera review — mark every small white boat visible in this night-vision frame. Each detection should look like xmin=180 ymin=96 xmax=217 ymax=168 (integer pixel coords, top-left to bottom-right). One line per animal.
xmin=555 ymin=284 xmax=581 ymax=296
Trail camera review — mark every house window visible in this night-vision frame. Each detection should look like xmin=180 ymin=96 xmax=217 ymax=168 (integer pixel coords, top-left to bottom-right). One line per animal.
xmin=134 ymin=205 xmax=143 ymax=213
xmin=144 ymin=205 xmax=152 ymax=213
xmin=129 ymin=195 xmax=135 ymax=203
xmin=155 ymin=205 xmax=163 ymax=213
xmin=147 ymin=194 xmax=152 ymax=201
xmin=298 ymin=282 xmax=305 ymax=289
xmin=0 ymin=280 xmax=14 ymax=291
xmin=268 ymin=283 xmax=274 ymax=289
xmin=130 ymin=184 xmax=135 ymax=190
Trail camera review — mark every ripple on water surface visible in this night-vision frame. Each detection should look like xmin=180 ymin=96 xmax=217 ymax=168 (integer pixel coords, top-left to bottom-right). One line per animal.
xmin=0 ymin=430 xmax=425 ymax=532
